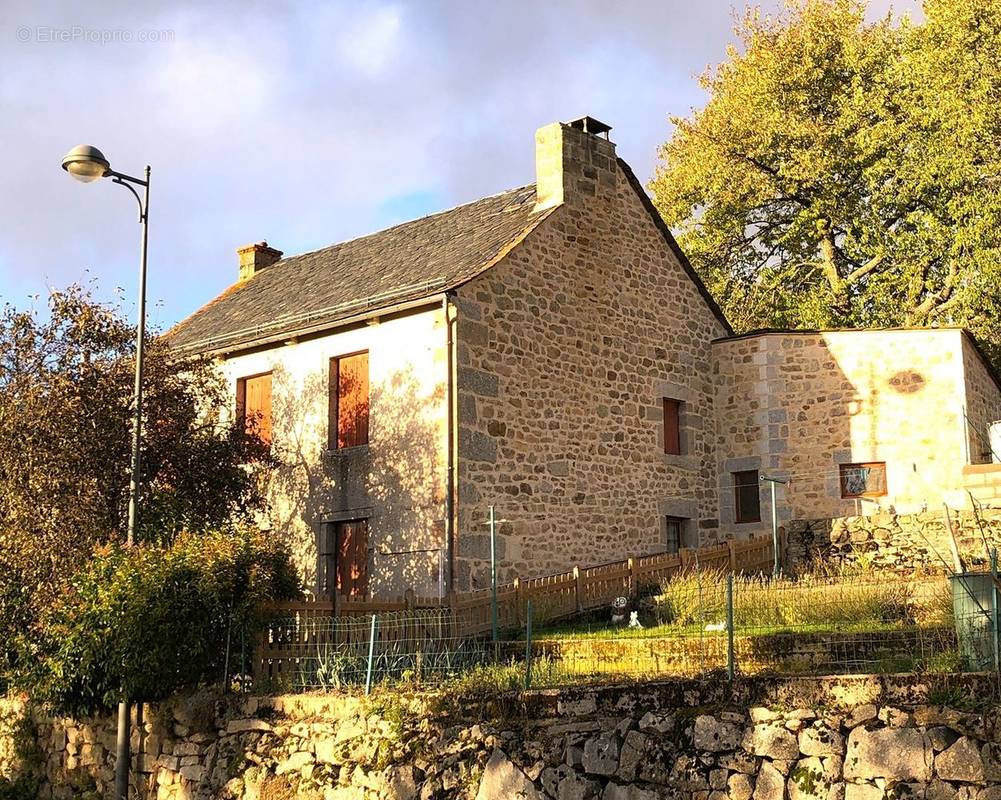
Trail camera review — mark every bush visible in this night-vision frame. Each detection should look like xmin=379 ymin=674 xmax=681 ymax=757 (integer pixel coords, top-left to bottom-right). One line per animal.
xmin=17 ymin=529 xmax=300 ymax=715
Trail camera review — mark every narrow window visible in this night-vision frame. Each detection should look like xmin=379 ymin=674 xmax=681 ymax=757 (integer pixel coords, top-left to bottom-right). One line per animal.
xmin=840 ymin=462 xmax=887 ymax=498
xmin=734 ymin=469 xmax=761 ymax=523
xmin=663 ymin=398 xmax=682 ymax=455
xmin=236 ymin=372 xmax=272 ymax=445
xmin=329 ymin=352 xmax=369 ymax=449
xmin=334 ymin=519 xmax=369 ymax=599
xmin=665 ymin=516 xmax=685 ymax=554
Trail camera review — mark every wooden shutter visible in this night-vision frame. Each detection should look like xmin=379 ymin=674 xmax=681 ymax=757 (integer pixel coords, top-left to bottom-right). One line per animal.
xmin=245 ymin=373 xmax=272 ymax=444
xmin=335 ymin=519 xmax=369 ymax=599
xmin=335 ymin=352 xmax=369 ymax=448
xmin=663 ymin=398 xmax=682 ymax=455
xmin=238 ymin=373 xmax=272 ymax=445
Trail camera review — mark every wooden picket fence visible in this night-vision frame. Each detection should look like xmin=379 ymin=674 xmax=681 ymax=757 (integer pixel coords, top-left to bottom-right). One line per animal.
xmin=253 ymin=535 xmax=777 ymax=683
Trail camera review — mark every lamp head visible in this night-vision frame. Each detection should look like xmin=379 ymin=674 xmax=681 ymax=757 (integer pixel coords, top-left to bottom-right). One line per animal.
xmin=61 ymin=144 xmax=111 ymax=183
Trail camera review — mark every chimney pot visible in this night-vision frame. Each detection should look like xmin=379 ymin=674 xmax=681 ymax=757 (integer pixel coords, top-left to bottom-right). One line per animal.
xmin=534 ymin=116 xmax=616 ymax=212
xmin=237 ymin=241 xmax=283 ymax=281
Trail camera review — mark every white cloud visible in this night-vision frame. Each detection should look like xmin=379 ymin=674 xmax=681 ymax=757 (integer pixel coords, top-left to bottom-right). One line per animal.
xmin=335 ymin=5 xmax=402 ymax=77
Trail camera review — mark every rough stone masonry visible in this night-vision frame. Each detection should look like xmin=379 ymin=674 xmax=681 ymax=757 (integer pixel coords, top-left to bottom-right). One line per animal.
xmin=3 ymin=674 xmax=1001 ymax=799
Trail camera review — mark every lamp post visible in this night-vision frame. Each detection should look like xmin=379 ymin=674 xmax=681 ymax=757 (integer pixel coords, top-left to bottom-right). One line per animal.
xmin=62 ymin=144 xmax=150 ymax=800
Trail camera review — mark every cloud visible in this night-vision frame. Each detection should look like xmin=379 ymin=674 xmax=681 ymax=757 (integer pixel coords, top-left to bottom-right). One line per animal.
xmin=335 ymin=5 xmax=402 ymax=77
xmin=0 ymin=0 xmax=922 ymax=330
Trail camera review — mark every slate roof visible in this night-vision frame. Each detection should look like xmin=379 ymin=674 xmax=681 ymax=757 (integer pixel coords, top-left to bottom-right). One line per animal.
xmin=167 ymin=184 xmax=548 ymax=353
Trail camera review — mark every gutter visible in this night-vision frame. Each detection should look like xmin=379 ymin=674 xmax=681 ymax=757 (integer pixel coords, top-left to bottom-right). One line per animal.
xmin=176 ymin=292 xmax=448 ymax=359
xmin=443 ymin=293 xmax=456 ymax=594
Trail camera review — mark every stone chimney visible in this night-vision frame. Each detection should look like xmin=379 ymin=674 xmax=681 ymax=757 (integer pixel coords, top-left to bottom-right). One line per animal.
xmin=237 ymin=241 xmax=283 ymax=281
xmin=534 ymin=116 xmax=617 ymax=212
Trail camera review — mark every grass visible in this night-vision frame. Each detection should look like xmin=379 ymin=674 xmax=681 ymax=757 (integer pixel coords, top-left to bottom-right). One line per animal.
xmin=528 ymin=569 xmax=953 ymax=642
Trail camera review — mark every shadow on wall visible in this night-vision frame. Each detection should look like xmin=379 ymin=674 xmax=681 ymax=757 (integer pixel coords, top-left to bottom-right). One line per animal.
xmin=721 ymin=334 xmax=942 ymax=533
xmin=262 ymin=361 xmax=445 ymax=599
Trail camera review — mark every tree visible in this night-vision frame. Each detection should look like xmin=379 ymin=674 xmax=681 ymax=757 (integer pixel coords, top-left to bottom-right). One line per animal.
xmin=0 ymin=286 xmax=275 ymax=675
xmin=651 ymin=0 xmax=1001 ymax=362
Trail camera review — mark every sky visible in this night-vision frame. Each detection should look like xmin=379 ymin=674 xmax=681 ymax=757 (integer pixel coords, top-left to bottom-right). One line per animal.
xmin=0 ymin=0 xmax=921 ymax=331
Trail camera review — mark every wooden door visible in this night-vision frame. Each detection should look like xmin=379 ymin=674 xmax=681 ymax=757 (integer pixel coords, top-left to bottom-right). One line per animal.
xmin=335 ymin=519 xmax=369 ymax=599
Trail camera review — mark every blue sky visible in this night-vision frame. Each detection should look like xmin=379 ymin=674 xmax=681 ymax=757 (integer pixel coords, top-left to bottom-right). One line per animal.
xmin=0 ymin=0 xmax=920 ymax=330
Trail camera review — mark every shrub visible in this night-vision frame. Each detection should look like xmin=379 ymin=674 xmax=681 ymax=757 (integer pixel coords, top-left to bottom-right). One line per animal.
xmin=17 ymin=529 xmax=300 ymax=715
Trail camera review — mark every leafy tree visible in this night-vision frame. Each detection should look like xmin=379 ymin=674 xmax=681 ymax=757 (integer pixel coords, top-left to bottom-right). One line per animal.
xmin=21 ymin=530 xmax=300 ymax=715
xmin=651 ymin=0 xmax=1001 ymax=361
xmin=0 ymin=286 xmax=276 ymax=676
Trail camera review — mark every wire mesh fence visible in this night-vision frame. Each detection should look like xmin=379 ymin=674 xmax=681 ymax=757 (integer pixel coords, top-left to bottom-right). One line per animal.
xmin=255 ymin=608 xmax=497 ymax=692
xmin=253 ymin=569 xmax=1001 ymax=694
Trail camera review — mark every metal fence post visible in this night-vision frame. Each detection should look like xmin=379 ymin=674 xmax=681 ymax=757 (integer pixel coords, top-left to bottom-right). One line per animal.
xmin=992 ymin=549 xmax=999 ymax=673
xmin=524 ymin=600 xmax=533 ymax=690
xmin=364 ymin=614 xmax=378 ymax=695
xmin=726 ymin=574 xmax=735 ymax=681
xmin=490 ymin=505 xmax=498 ymax=645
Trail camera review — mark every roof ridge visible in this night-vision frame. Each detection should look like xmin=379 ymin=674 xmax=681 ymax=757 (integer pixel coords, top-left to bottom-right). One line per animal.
xmin=275 ymin=183 xmax=537 ymax=266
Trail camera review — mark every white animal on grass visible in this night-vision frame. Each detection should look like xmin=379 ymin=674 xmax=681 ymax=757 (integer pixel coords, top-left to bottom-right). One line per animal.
xmin=628 ymin=611 xmax=643 ymax=629
xmin=704 ymin=621 xmax=727 ymax=632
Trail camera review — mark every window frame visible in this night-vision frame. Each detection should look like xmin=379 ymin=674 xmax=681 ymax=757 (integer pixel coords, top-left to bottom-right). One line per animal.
xmin=328 ymin=350 xmax=370 ymax=450
xmin=235 ymin=370 xmax=273 ymax=445
xmin=663 ymin=398 xmax=683 ymax=455
xmin=839 ymin=461 xmax=888 ymax=499
xmin=664 ymin=515 xmax=686 ymax=555
xmin=733 ymin=469 xmax=762 ymax=524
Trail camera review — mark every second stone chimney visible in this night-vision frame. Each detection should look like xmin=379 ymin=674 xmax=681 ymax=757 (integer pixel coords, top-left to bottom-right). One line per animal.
xmin=534 ymin=116 xmax=617 ymax=211
xmin=237 ymin=241 xmax=283 ymax=281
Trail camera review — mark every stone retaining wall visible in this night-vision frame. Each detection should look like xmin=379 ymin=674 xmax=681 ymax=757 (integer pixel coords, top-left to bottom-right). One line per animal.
xmin=3 ymin=674 xmax=1001 ymax=799
xmin=785 ymin=509 xmax=1001 ymax=573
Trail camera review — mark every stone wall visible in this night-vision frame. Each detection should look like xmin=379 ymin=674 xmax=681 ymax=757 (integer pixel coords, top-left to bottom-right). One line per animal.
xmin=453 ymin=122 xmax=728 ymax=590
xmin=3 ymin=675 xmax=1001 ymax=800
xmin=962 ymin=336 xmax=1001 ymax=465
xmin=784 ymin=508 xmax=1001 ymax=573
xmin=712 ymin=329 xmax=998 ymax=542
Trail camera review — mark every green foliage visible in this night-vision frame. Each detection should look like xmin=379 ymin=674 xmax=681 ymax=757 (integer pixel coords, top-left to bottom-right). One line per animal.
xmin=17 ymin=529 xmax=300 ymax=715
xmin=0 ymin=285 xmax=277 ymax=680
xmin=653 ymin=569 xmax=948 ymax=633
xmin=651 ymin=0 xmax=1001 ymax=365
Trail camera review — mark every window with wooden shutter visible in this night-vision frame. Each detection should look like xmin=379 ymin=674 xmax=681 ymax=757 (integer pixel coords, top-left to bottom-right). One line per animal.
xmin=733 ymin=469 xmax=761 ymax=523
xmin=329 ymin=352 xmax=369 ymax=449
xmin=839 ymin=462 xmax=887 ymax=498
xmin=334 ymin=519 xmax=369 ymax=599
xmin=236 ymin=372 xmax=272 ymax=445
xmin=663 ymin=398 xmax=682 ymax=455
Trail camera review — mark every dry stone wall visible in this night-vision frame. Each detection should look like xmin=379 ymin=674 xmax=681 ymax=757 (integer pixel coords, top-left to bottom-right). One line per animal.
xmin=784 ymin=509 xmax=1001 ymax=573
xmin=3 ymin=675 xmax=1001 ymax=800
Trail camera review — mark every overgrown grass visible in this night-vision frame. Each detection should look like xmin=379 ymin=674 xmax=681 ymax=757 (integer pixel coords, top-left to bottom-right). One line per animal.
xmin=530 ymin=569 xmax=953 ymax=641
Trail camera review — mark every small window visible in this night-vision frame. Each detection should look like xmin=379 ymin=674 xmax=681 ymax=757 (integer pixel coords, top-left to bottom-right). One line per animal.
xmin=840 ymin=462 xmax=887 ymax=498
xmin=734 ymin=470 xmax=761 ymax=523
xmin=329 ymin=352 xmax=370 ymax=449
xmin=236 ymin=372 xmax=272 ymax=445
xmin=663 ymin=398 xmax=682 ymax=455
xmin=665 ymin=516 xmax=685 ymax=554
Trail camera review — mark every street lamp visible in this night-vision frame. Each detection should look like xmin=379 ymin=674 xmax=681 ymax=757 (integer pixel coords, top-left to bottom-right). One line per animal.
xmin=62 ymin=143 xmax=150 ymax=800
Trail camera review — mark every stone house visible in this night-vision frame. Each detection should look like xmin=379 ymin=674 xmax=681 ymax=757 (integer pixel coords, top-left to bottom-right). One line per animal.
xmin=713 ymin=328 xmax=1001 ymax=542
xmin=168 ymin=116 xmax=1001 ymax=597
